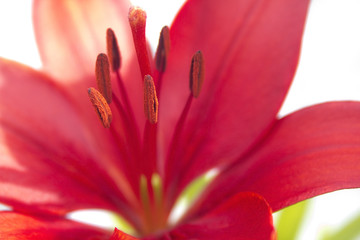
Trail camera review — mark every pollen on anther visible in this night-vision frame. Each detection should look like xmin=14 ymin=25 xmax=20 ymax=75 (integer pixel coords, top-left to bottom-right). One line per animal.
xmin=88 ymin=87 xmax=112 ymax=128
xmin=95 ymin=53 xmax=112 ymax=103
xmin=189 ymin=51 xmax=205 ymax=98
xmin=155 ymin=26 xmax=170 ymax=72
xmin=106 ymin=28 xmax=121 ymax=71
xmin=144 ymin=75 xmax=158 ymax=124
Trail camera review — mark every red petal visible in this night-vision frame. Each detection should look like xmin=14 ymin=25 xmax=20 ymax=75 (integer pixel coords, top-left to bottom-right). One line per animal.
xmin=0 ymin=59 xmax=138 ymax=221
xmin=161 ymin=0 xmax=311 ymax=198
xmin=110 ymin=228 xmax=138 ymax=240
xmin=170 ymin=192 xmax=275 ymax=240
xmin=0 ymin=211 xmax=110 ymax=239
xmin=192 ymin=102 xmax=360 ymax=217
xmin=33 ymin=0 xmax=132 ymax=81
xmin=33 ymin=0 xmax=145 ymax=144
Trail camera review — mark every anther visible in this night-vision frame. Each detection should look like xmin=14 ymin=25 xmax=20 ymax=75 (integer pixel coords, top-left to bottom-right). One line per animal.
xmin=144 ymin=75 xmax=158 ymax=124
xmin=88 ymin=87 xmax=112 ymax=128
xmin=128 ymin=7 xmax=152 ymax=80
xmin=106 ymin=28 xmax=121 ymax=71
xmin=189 ymin=51 xmax=205 ymax=98
xmin=155 ymin=26 xmax=170 ymax=72
xmin=95 ymin=53 xmax=112 ymax=103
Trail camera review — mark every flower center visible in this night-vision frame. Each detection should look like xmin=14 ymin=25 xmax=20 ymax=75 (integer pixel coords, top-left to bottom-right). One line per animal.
xmin=87 ymin=6 xmax=205 ymax=238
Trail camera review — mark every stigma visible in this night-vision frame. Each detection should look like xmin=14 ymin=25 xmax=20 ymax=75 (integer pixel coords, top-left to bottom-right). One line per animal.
xmin=128 ymin=7 xmax=151 ymax=80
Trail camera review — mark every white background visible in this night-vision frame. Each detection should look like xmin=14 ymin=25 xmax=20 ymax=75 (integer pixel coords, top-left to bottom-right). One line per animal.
xmin=1 ymin=0 xmax=360 ymax=239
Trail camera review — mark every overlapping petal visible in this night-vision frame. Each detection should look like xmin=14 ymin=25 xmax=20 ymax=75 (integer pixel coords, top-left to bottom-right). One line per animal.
xmin=190 ymin=102 xmax=360 ymax=218
xmin=170 ymin=192 xmax=275 ymax=240
xmin=33 ymin=0 xmax=131 ymax=81
xmin=161 ymin=0 xmax=311 ymax=199
xmin=0 ymin=212 xmax=110 ymax=239
xmin=109 ymin=193 xmax=274 ymax=240
xmin=33 ymin=0 xmax=145 ymax=136
xmin=0 ymin=59 xmax=138 ymax=221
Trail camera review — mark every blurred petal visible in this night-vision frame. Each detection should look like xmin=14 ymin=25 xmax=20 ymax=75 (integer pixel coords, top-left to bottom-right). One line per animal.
xmin=0 ymin=211 xmax=110 ymax=239
xmin=0 ymin=128 xmax=117 ymax=216
xmin=161 ymin=0 xmax=310 ymax=198
xmin=192 ymin=102 xmax=360 ymax=216
xmin=33 ymin=0 xmax=145 ymax=140
xmin=171 ymin=192 xmax=275 ymax=240
xmin=0 ymin=59 xmax=137 ymax=220
xmin=33 ymin=0 xmax=132 ymax=81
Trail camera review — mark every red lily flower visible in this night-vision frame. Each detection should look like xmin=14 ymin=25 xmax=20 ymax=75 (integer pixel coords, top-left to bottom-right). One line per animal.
xmin=1 ymin=0 xmax=360 ymax=239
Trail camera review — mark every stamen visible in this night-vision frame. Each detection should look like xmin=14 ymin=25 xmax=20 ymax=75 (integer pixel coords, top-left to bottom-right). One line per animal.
xmin=151 ymin=173 xmax=167 ymax=229
xmin=128 ymin=7 xmax=152 ymax=80
xmin=143 ymin=75 xmax=158 ymax=124
xmin=151 ymin=173 xmax=163 ymax=208
xmin=189 ymin=51 xmax=205 ymax=98
xmin=155 ymin=26 xmax=170 ymax=72
xmin=95 ymin=53 xmax=112 ymax=103
xmin=140 ymin=175 xmax=151 ymax=212
xmin=165 ymin=52 xmax=205 ymax=207
xmin=106 ymin=28 xmax=121 ymax=71
xmin=139 ymin=175 xmax=151 ymax=234
xmin=88 ymin=87 xmax=112 ymax=128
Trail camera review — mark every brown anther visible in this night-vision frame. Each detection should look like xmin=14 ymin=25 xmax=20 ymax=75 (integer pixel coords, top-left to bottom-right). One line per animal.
xmin=144 ymin=75 xmax=158 ymax=124
xmin=189 ymin=51 xmax=205 ymax=98
xmin=95 ymin=53 xmax=112 ymax=103
xmin=106 ymin=28 xmax=121 ymax=71
xmin=128 ymin=6 xmax=151 ymax=80
xmin=88 ymin=87 xmax=112 ymax=128
xmin=155 ymin=26 xmax=170 ymax=72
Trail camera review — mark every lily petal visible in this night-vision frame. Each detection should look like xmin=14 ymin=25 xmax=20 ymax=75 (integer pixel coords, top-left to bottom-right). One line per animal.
xmin=33 ymin=0 xmax=145 ymax=141
xmin=191 ymin=101 xmax=360 ymax=217
xmin=33 ymin=0 xmax=132 ymax=81
xmin=170 ymin=192 xmax=275 ymax=240
xmin=111 ymin=193 xmax=274 ymax=240
xmin=0 ymin=211 xmax=110 ymax=239
xmin=0 ymin=59 xmax=137 ymax=221
xmin=161 ymin=0 xmax=311 ymax=197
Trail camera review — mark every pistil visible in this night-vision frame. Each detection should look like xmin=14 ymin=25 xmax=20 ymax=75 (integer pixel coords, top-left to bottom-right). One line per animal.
xmin=128 ymin=8 xmax=160 ymax=181
xmin=128 ymin=7 xmax=152 ymax=80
